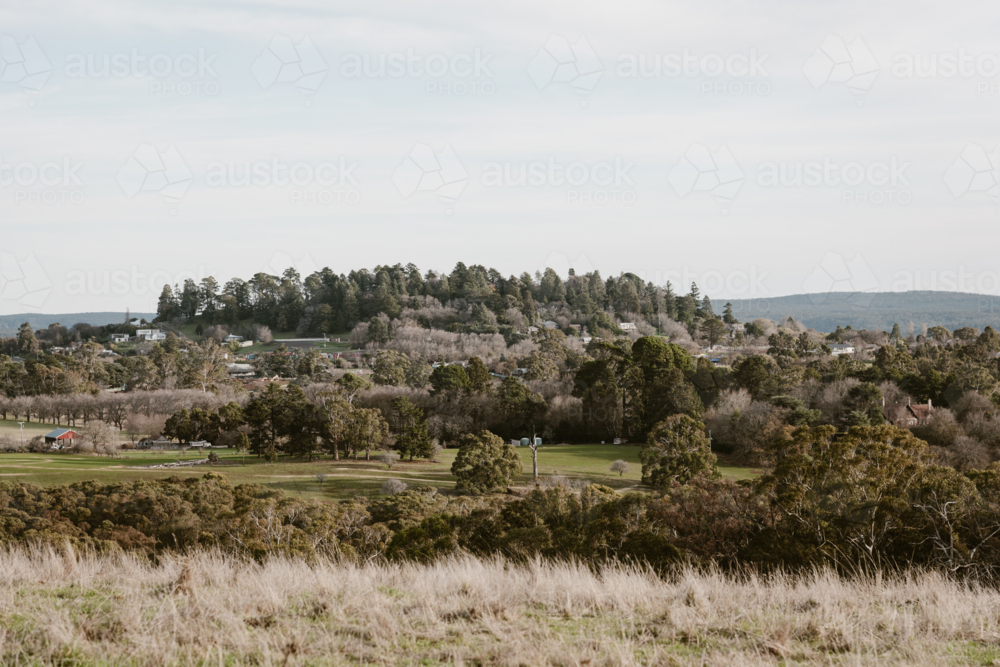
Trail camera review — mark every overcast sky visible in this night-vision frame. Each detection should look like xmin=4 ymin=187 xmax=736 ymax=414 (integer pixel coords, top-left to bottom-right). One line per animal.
xmin=1 ymin=0 xmax=999 ymax=315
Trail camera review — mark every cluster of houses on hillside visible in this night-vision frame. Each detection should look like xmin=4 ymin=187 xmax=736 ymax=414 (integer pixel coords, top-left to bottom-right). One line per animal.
xmin=109 ymin=330 xmax=250 ymax=346
xmin=110 ymin=329 xmax=166 ymax=344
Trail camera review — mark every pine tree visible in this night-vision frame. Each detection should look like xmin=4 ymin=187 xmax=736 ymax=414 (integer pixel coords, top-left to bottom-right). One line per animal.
xmin=889 ymin=322 xmax=903 ymax=345
xmin=700 ymin=295 xmax=714 ymax=319
xmin=723 ymin=302 xmax=737 ymax=324
xmin=390 ymin=397 xmax=433 ymax=461
xmin=17 ymin=323 xmax=38 ymax=357
xmin=156 ymin=285 xmax=179 ymax=321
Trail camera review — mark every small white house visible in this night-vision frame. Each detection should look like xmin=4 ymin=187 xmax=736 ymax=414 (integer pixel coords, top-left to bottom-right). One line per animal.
xmin=136 ymin=329 xmax=165 ymax=341
xmin=620 ymin=322 xmax=637 ymax=332
xmin=829 ymin=344 xmax=855 ymax=356
xmin=527 ymin=326 xmax=539 ymax=334
xmin=110 ymin=334 xmax=129 ymax=343
xmin=225 ymin=334 xmax=244 ymax=342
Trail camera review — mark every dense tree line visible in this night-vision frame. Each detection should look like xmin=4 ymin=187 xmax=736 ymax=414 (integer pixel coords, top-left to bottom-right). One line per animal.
xmin=5 ymin=423 xmax=1000 ymax=577
xmin=152 ymin=262 xmax=724 ymax=340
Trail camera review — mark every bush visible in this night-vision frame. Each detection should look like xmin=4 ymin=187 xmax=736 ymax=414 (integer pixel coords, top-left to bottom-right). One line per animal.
xmin=381 ymin=478 xmax=407 ymax=495
xmin=377 ymin=450 xmax=400 ymax=469
xmin=450 ymin=430 xmax=522 ymax=494
xmin=640 ymin=415 xmax=718 ymax=487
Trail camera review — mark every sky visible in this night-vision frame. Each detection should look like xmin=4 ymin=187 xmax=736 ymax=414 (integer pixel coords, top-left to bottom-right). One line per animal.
xmin=1 ymin=0 xmax=999 ymax=315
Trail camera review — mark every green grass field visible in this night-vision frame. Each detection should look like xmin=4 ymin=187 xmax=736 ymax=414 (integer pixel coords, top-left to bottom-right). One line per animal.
xmin=0 ymin=419 xmax=58 ymax=438
xmin=0 ymin=444 xmax=757 ymax=500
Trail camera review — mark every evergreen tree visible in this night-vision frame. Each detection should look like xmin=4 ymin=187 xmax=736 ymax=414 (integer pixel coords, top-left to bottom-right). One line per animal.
xmin=640 ymin=414 xmax=718 ymax=486
xmin=467 ymin=356 xmax=491 ymax=393
xmin=723 ymin=302 xmax=737 ymax=324
xmin=889 ymin=322 xmax=903 ymax=345
xmin=450 ymin=430 xmax=522 ymax=494
xmin=16 ymin=323 xmax=38 ymax=357
xmin=700 ymin=295 xmax=714 ymax=319
xmin=156 ymin=285 xmax=179 ymax=321
xmin=390 ymin=397 xmax=433 ymax=461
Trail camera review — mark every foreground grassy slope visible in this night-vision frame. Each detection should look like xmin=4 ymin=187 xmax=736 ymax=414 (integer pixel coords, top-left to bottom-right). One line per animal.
xmin=0 ymin=548 xmax=997 ymax=666
xmin=0 ymin=445 xmax=756 ymax=499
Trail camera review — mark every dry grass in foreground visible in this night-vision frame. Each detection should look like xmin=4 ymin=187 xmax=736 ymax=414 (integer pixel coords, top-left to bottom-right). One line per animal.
xmin=1 ymin=549 xmax=1000 ymax=666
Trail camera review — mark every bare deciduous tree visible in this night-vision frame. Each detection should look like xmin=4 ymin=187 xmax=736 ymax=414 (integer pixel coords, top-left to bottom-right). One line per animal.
xmin=377 ymin=450 xmax=399 ymax=469
xmin=381 ymin=478 xmax=407 ymax=495
xmin=610 ymin=460 xmax=630 ymax=477
xmin=83 ymin=422 xmax=120 ymax=457
xmin=252 ymin=324 xmax=273 ymax=344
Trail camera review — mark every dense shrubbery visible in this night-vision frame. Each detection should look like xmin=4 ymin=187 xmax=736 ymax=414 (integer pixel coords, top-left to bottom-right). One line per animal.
xmin=6 ymin=422 xmax=1000 ymax=578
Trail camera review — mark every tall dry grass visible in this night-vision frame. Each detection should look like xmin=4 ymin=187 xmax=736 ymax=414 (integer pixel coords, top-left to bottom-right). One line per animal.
xmin=0 ymin=546 xmax=999 ymax=665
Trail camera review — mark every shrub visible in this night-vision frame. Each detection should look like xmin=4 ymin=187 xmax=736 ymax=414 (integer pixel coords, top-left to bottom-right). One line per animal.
xmin=381 ymin=478 xmax=408 ymax=495
xmin=610 ymin=460 xmax=629 ymax=477
xmin=377 ymin=450 xmax=400 ymax=469
xmin=450 ymin=430 xmax=522 ymax=494
xmin=640 ymin=415 xmax=718 ymax=487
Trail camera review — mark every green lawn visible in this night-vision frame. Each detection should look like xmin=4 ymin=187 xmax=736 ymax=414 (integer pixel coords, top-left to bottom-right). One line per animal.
xmin=0 ymin=419 xmax=59 ymax=438
xmin=0 ymin=444 xmax=758 ymax=500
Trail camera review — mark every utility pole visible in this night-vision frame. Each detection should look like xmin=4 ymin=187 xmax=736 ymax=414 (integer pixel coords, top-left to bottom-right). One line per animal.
xmin=528 ymin=426 xmax=539 ymax=482
xmin=17 ymin=422 xmax=25 ymax=448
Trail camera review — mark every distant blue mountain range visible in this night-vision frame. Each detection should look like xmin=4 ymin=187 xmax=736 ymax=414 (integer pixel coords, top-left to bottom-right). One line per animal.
xmin=0 ymin=313 xmax=157 ymax=335
xmin=725 ymin=291 xmax=1000 ymax=332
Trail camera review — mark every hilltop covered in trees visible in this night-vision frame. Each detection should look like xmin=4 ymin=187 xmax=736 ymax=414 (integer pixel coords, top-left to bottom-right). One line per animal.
xmin=3 ymin=260 xmax=1000 ymax=483
xmin=152 ymin=262 xmax=741 ymax=341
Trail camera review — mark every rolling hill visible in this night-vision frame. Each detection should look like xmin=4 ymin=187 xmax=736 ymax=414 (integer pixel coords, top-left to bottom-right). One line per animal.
xmin=726 ymin=291 xmax=1000 ymax=333
xmin=1 ymin=291 xmax=997 ymax=338
xmin=0 ymin=312 xmax=157 ymax=335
